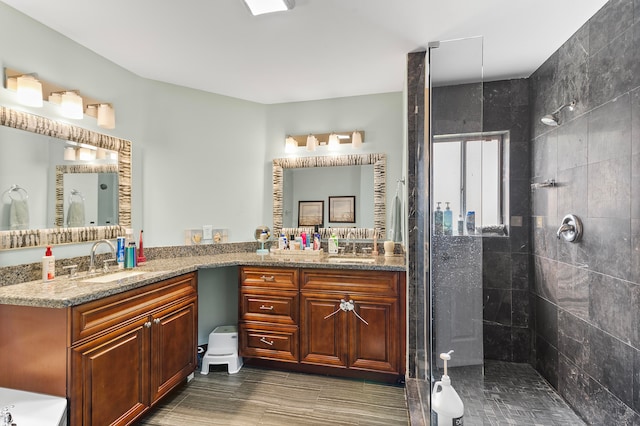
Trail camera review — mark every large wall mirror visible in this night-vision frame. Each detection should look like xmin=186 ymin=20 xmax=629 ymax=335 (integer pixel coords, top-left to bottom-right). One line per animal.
xmin=273 ymin=153 xmax=386 ymax=240
xmin=0 ymin=106 xmax=131 ymax=250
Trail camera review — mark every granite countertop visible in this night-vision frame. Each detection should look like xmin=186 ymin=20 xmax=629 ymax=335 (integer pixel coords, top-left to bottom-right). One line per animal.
xmin=0 ymin=252 xmax=406 ymax=308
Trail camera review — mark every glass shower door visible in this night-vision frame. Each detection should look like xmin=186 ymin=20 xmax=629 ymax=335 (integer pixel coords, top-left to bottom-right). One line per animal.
xmin=429 ymin=36 xmax=485 ymax=424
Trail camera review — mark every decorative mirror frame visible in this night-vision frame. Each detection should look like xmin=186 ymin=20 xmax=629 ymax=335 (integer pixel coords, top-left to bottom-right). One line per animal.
xmin=55 ymin=164 xmax=119 ymax=226
xmin=0 ymin=106 xmax=131 ymax=250
xmin=273 ymin=153 xmax=386 ymax=240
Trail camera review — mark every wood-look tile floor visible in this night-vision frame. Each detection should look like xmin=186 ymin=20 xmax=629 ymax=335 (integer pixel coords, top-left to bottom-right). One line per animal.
xmin=138 ymin=366 xmax=409 ymax=425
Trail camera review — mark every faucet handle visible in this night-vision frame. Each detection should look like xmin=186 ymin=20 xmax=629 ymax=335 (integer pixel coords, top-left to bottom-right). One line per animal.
xmin=103 ymin=258 xmax=117 ymax=273
xmin=1 ymin=405 xmax=14 ymax=426
xmin=63 ymin=264 xmax=79 ymax=278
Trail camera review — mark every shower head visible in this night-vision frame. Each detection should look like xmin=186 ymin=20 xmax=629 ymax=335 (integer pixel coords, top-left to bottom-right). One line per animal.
xmin=541 ymin=100 xmax=576 ymax=126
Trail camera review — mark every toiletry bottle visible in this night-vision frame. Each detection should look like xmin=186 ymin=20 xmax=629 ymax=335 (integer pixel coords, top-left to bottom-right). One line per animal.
xmin=443 ymin=202 xmax=453 ymax=236
xmin=434 ymin=202 xmax=443 ymax=235
xmin=431 ymin=350 xmax=464 ymax=426
xmin=42 ymin=246 xmax=55 ymax=282
xmin=137 ymin=230 xmax=147 ymax=264
xmin=125 ymin=242 xmax=137 ymax=269
xmin=466 ymin=211 xmax=475 ymax=234
xmin=457 ymin=214 xmax=464 ymax=235
xmin=116 ymin=236 xmax=125 ymax=269
xmin=313 ymin=233 xmax=320 ymax=251
xmin=278 ymin=233 xmax=286 ymax=250
xmin=328 ymin=232 xmax=339 ymax=254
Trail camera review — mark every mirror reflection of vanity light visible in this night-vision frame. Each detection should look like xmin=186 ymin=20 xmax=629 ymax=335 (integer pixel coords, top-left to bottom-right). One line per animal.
xmin=63 ymin=146 xmax=76 ymax=161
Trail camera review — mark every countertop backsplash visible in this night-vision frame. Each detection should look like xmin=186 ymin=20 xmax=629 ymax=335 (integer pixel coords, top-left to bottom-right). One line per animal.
xmin=1 ymin=240 xmax=404 ymax=287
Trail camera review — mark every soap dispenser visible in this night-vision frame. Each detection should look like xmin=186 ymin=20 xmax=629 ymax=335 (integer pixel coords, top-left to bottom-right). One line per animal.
xmin=434 ymin=202 xmax=443 ymax=235
xmin=443 ymin=202 xmax=453 ymax=236
xmin=431 ymin=350 xmax=464 ymax=425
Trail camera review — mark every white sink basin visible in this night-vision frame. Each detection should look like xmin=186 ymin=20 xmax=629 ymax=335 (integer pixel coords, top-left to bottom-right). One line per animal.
xmin=0 ymin=387 xmax=67 ymax=426
xmin=327 ymin=257 xmax=376 ymax=264
xmin=82 ymin=270 xmax=146 ymax=283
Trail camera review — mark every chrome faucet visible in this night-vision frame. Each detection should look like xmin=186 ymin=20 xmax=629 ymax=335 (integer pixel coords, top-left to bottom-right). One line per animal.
xmin=346 ymin=230 xmax=356 ymax=255
xmin=89 ymin=239 xmax=116 ymax=274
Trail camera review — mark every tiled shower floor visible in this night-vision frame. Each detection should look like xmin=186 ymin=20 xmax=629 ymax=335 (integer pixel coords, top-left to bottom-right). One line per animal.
xmin=408 ymin=361 xmax=586 ymax=425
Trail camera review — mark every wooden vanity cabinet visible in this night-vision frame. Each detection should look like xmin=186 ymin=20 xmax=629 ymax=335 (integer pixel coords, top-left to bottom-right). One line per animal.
xmin=0 ymin=272 xmax=198 ymax=426
xmin=238 ymin=266 xmax=405 ymax=381
xmin=69 ymin=272 xmax=198 ymax=426
xmin=300 ymin=269 xmax=403 ymax=375
xmin=238 ymin=267 xmax=299 ymax=362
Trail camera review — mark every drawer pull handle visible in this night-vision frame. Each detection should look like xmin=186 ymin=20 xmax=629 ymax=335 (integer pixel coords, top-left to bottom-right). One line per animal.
xmin=153 ymin=318 xmax=161 ymax=324
xmin=259 ymin=305 xmax=274 ymax=311
xmin=144 ymin=321 xmax=152 ymax=328
xmin=260 ymin=275 xmax=276 ymax=282
xmin=259 ymin=337 xmax=274 ymax=346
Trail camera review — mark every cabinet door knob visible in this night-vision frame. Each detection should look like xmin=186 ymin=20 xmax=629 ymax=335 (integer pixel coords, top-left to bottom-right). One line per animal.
xmin=260 ymin=275 xmax=276 ymax=282
xmin=153 ymin=318 xmax=161 ymax=324
xmin=259 ymin=337 xmax=274 ymax=346
xmin=144 ymin=321 xmax=152 ymax=328
xmin=259 ymin=305 xmax=274 ymax=311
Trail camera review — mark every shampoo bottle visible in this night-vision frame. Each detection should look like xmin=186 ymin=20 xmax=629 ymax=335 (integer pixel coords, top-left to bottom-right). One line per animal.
xmin=443 ymin=202 xmax=453 ymax=236
xmin=457 ymin=215 xmax=464 ymax=235
xmin=434 ymin=202 xmax=443 ymax=235
xmin=431 ymin=350 xmax=464 ymax=425
xmin=42 ymin=246 xmax=55 ymax=282
xmin=328 ymin=232 xmax=339 ymax=254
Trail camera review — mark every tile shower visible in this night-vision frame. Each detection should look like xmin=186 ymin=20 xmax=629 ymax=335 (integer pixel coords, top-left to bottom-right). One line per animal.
xmin=406 ymin=0 xmax=640 ymax=423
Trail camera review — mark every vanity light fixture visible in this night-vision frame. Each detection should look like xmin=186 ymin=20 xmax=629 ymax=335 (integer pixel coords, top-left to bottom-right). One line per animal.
xmin=51 ymin=90 xmax=84 ymax=119
xmin=352 ymin=131 xmax=363 ymax=148
xmin=284 ymin=131 xmax=366 ymax=151
xmin=243 ymin=0 xmax=294 ymax=16
xmin=61 ymin=91 xmax=84 ymax=119
xmin=5 ymin=67 xmax=116 ymax=122
xmin=87 ymin=103 xmax=116 ymax=129
xmin=327 ymin=133 xmax=340 ymax=151
xmin=285 ymin=136 xmax=297 ymax=153
xmin=63 ymin=146 xmax=77 ymax=161
xmin=16 ymin=75 xmax=43 ymax=107
xmin=306 ymin=134 xmax=318 ymax=152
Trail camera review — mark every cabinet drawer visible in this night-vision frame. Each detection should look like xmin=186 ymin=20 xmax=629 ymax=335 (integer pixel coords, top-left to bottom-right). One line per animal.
xmin=301 ymin=269 xmax=399 ymax=296
xmin=240 ymin=267 xmax=298 ymax=290
xmin=240 ymin=291 xmax=298 ymax=324
xmin=71 ymin=272 xmax=197 ymax=344
xmin=239 ymin=323 xmax=298 ymax=363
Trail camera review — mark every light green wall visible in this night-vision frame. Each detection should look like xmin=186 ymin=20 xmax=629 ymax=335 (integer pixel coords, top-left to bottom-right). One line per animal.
xmin=0 ymin=2 xmax=404 ymax=266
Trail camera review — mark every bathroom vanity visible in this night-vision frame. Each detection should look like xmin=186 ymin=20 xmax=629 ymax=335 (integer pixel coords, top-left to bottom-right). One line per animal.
xmin=239 ymin=266 xmax=405 ymax=383
xmin=0 ymin=252 xmax=405 ymax=425
xmin=0 ymin=272 xmax=197 ymax=426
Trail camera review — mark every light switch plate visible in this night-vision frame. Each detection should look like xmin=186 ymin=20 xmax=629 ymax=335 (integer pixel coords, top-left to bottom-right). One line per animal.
xmin=203 ymin=225 xmax=213 ymax=240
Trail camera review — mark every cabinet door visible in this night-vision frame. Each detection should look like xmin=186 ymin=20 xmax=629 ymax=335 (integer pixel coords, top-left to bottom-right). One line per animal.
xmin=348 ymin=296 xmax=400 ymax=373
xmin=300 ymin=292 xmax=348 ymax=368
xmin=70 ymin=318 xmax=150 ymax=426
xmin=150 ymin=297 xmax=197 ymax=404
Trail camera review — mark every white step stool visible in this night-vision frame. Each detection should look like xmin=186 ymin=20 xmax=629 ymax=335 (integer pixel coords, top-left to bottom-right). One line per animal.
xmin=201 ymin=325 xmax=243 ymax=375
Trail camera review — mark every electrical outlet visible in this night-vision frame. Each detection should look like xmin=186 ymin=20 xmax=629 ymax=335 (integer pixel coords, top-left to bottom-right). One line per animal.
xmin=203 ymin=225 xmax=213 ymax=240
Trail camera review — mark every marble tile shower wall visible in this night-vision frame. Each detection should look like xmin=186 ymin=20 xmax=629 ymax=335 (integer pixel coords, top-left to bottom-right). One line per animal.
xmin=529 ymin=0 xmax=640 ymax=422
xmin=431 ymin=79 xmax=531 ymax=364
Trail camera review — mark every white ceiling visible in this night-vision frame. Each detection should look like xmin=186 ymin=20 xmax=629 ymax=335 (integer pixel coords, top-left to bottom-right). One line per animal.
xmin=2 ymin=0 xmax=608 ymax=104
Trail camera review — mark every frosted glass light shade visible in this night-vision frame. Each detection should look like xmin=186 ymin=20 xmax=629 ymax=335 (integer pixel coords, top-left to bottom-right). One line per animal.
xmin=285 ymin=136 xmax=297 ymax=153
xmin=64 ymin=146 xmax=76 ymax=161
xmin=60 ymin=91 xmax=83 ymax=119
xmin=352 ymin=131 xmax=363 ymax=148
xmin=306 ymin=134 xmax=317 ymax=152
xmin=328 ymin=133 xmax=339 ymax=150
xmin=16 ymin=75 xmax=43 ymax=107
xmin=97 ymin=104 xmax=115 ymax=129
